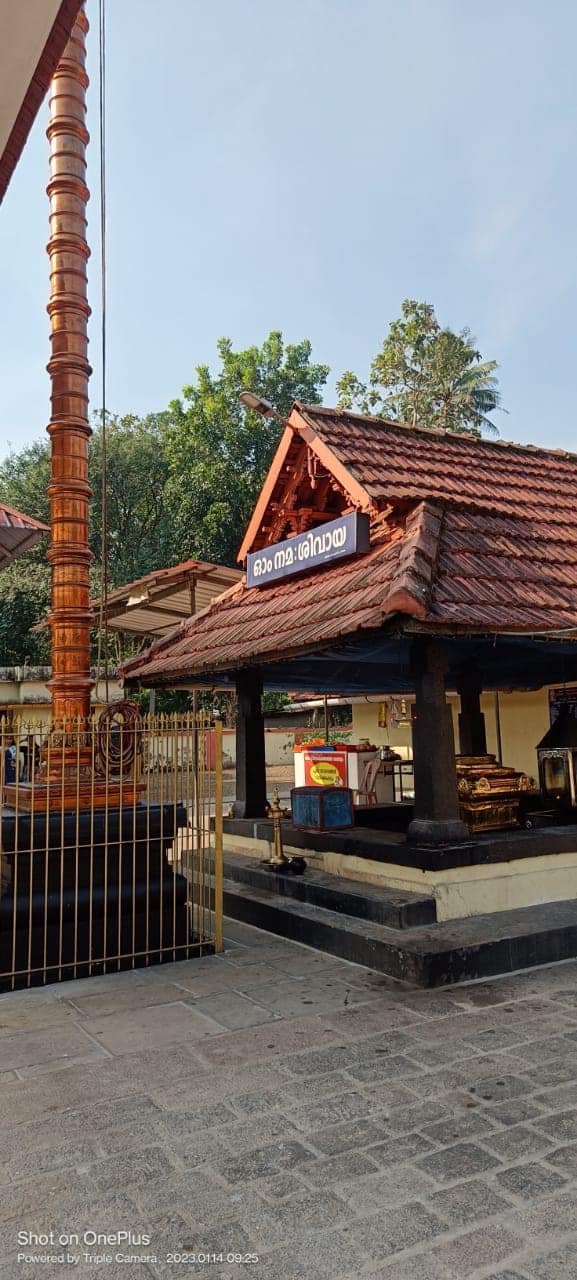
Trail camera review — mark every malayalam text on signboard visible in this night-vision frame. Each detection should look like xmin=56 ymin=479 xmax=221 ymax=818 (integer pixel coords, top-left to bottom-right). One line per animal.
xmin=304 ymin=751 xmax=348 ymax=787
xmin=246 ymin=512 xmax=370 ymax=588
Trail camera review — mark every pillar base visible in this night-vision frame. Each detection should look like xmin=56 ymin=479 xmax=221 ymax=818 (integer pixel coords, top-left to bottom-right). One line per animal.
xmin=407 ymin=817 xmax=470 ymax=847
xmin=231 ymin=799 xmax=270 ymax=820
xmin=0 ymin=803 xmax=191 ymax=991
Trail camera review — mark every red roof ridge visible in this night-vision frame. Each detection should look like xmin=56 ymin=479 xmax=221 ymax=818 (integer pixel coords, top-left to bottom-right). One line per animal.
xmin=295 ymin=402 xmax=577 ymax=466
xmin=0 ymin=501 xmax=49 ymax=531
xmin=382 ymin=501 xmax=444 ymax=621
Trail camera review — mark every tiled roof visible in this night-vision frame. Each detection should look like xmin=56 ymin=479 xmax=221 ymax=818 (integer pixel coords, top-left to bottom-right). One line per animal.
xmin=299 ymin=405 xmax=577 ymax=522
xmin=0 ymin=502 xmax=48 ymax=532
xmin=432 ymin=506 xmax=577 ymax=631
xmin=123 ymin=520 xmax=405 ymax=683
xmin=123 ymin=407 xmax=577 ymax=685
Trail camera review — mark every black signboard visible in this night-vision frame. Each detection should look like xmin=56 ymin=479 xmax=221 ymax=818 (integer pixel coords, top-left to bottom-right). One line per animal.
xmin=246 ymin=512 xmax=370 ymax=589
xmin=549 ymin=686 xmax=577 ymax=725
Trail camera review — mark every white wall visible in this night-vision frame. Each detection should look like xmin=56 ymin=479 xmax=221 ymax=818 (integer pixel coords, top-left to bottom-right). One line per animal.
xmin=222 ymin=729 xmax=297 ymax=769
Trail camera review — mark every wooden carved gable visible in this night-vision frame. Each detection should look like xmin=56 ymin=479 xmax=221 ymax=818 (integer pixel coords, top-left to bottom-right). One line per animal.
xmin=238 ymin=408 xmax=378 ymax=564
xmin=244 ymin=434 xmax=358 ymax=557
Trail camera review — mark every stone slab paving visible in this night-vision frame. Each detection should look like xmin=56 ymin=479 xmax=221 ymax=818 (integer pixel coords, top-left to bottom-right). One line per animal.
xmin=3 ymin=925 xmax=577 ymax=1276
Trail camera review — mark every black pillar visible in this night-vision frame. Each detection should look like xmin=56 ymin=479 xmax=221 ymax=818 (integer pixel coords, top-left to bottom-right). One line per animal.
xmin=233 ymin=668 xmax=267 ymax=819
xmin=457 ymin=666 xmax=487 ymax=756
xmin=407 ymin=637 xmax=469 ymax=846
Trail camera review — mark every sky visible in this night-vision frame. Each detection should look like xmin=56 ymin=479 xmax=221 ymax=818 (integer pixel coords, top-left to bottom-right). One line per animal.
xmin=1 ymin=0 xmax=577 ymax=458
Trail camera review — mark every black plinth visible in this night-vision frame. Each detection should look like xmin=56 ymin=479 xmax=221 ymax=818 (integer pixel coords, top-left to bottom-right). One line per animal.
xmin=0 ymin=803 xmax=196 ymax=992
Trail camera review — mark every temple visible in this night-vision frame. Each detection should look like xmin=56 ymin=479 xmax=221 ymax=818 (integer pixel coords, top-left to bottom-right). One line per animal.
xmin=121 ymin=403 xmax=577 ymax=980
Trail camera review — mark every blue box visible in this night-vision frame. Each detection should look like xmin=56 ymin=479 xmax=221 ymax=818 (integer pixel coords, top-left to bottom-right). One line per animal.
xmin=291 ymin=786 xmax=354 ymax=831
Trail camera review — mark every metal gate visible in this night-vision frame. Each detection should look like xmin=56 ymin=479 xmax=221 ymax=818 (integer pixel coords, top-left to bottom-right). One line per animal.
xmin=0 ymin=711 xmax=223 ymax=991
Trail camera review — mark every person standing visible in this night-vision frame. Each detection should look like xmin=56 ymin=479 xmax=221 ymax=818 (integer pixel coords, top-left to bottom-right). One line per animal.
xmin=3 ymin=736 xmax=17 ymax=784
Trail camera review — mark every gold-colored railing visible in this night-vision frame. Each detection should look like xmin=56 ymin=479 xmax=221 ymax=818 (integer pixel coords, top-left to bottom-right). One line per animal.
xmin=0 ymin=710 xmax=223 ymax=991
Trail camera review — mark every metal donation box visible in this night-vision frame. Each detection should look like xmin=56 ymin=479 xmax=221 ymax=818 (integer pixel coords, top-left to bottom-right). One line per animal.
xmin=291 ymin=786 xmax=354 ymax=831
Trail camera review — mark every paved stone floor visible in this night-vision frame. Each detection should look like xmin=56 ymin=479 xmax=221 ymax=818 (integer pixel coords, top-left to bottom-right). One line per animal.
xmin=3 ymin=924 xmax=577 ymax=1278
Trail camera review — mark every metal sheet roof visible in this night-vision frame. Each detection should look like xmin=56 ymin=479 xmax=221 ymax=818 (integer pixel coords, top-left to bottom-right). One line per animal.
xmin=91 ymin=558 xmax=242 ymax=639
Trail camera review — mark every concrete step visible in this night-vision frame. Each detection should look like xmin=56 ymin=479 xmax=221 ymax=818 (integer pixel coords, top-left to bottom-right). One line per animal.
xmin=223 ymin=854 xmax=436 ymax=929
xmin=222 ymin=875 xmax=577 ymax=987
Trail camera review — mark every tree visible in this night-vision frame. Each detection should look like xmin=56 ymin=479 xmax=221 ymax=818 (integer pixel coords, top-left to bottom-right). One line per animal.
xmin=0 ymin=413 xmax=177 ymax=585
xmin=0 ymin=414 xmax=178 ymax=662
xmin=0 ymin=312 xmax=504 ymax=664
xmin=0 ymin=335 xmax=328 ymax=660
xmin=0 ymin=440 xmax=51 ymax=535
xmin=0 ymin=561 xmax=51 ymax=665
xmin=165 ymin=331 xmax=329 ymax=566
xmin=0 ymin=445 xmax=52 ymax=661
xmin=89 ymin=412 xmax=174 ymax=586
xmin=337 ymin=299 xmax=503 ymax=436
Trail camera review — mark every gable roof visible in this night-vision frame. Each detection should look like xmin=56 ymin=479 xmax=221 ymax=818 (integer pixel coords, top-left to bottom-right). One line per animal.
xmin=122 ymin=517 xmax=407 ymax=685
xmin=296 ymin=404 xmax=577 ymax=521
xmin=90 ymin=558 xmax=242 ymax=639
xmin=237 ymin=417 xmax=374 ymax=561
xmin=122 ymin=405 xmax=577 ymax=687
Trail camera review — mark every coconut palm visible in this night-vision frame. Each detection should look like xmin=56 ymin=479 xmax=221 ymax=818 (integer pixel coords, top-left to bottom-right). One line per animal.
xmin=432 ymin=330 xmax=504 ymax=437
xmin=337 ymin=300 xmax=505 ymax=437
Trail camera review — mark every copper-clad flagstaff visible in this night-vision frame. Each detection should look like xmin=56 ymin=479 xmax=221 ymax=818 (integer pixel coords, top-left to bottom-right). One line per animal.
xmin=45 ymin=4 xmax=93 ymax=727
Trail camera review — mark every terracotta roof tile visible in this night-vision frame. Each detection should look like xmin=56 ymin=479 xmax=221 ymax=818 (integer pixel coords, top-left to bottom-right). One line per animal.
xmin=123 ymin=407 xmax=577 ymax=685
xmin=0 ymin=502 xmax=48 ymax=532
xmin=298 ymin=406 xmax=577 ymax=522
xmin=123 ymin=522 xmax=406 ymax=682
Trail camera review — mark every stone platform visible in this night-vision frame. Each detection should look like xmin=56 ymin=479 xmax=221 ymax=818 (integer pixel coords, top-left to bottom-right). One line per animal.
xmin=223 ymin=816 xmax=577 ymax=923
xmin=223 ymin=813 xmax=577 ymax=871
xmin=223 ymin=852 xmax=577 ymax=987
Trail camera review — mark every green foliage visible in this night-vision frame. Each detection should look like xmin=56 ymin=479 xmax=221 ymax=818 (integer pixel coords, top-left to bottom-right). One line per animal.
xmin=262 ymin=691 xmax=291 ymax=716
xmin=165 ymin=331 xmax=329 ymax=566
xmin=0 ymin=414 xmax=176 ymax=587
xmin=0 ymin=441 xmax=51 ymax=551
xmin=89 ymin=412 xmax=174 ymax=586
xmin=297 ymin=728 xmax=352 ymax=745
xmin=0 ymin=561 xmax=51 ymax=665
xmin=0 ymin=414 xmax=177 ymax=662
xmin=131 ymin=688 xmax=192 ymax=714
xmin=0 ymin=438 xmax=51 ymax=658
xmin=337 ymin=299 xmax=504 ymax=436
xmin=131 ymin=688 xmax=235 ymax=720
xmin=0 ymin=331 xmax=328 ymax=663
xmin=0 ymin=310 xmax=504 ymax=667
